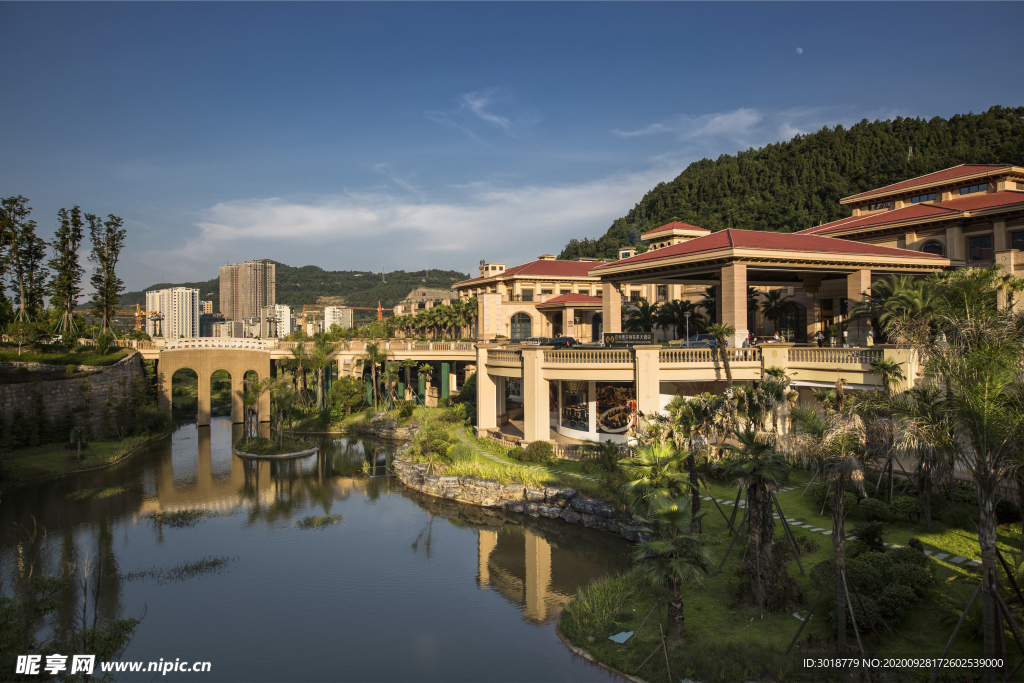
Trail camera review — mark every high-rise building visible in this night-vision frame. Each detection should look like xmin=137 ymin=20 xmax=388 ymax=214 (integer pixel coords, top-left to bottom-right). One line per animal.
xmin=261 ymin=304 xmax=292 ymax=338
xmin=218 ymin=260 xmax=276 ymax=321
xmin=323 ymin=306 xmax=354 ymax=331
xmin=146 ymin=287 xmax=200 ymax=338
xmin=199 ymin=300 xmax=213 ymax=314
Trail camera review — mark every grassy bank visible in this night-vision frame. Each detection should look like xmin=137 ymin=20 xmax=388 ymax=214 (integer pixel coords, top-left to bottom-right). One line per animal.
xmin=0 ymin=347 xmax=134 ymax=366
xmin=558 ymin=468 xmax=1022 ymax=683
xmin=234 ymin=435 xmax=315 ymax=455
xmin=0 ymin=430 xmax=171 ymax=489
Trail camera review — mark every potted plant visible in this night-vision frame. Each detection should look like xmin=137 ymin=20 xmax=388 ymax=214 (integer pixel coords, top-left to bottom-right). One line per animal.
xmin=826 ymin=324 xmax=839 ymax=347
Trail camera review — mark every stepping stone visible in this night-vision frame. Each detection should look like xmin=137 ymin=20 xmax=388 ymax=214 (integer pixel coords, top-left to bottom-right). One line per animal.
xmin=950 ymin=556 xmax=966 ymax=564
xmin=811 ymin=528 xmax=824 ymax=532
xmin=967 ymin=560 xmax=981 ymax=567
xmin=802 ymin=524 xmax=816 ymax=528
xmin=883 ymin=542 xmax=890 ymax=546
xmin=934 ymin=553 xmax=949 ymax=560
xmin=924 ymin=551 xmax=933 ymax=556
xmin=703 ymin=496 xmax=711 ymax=501
xmin=822 ymin=530 xmax=833 ymax=535
xmin=786 ymin=518 xmax=797 ymax=522
xmin=846 ymin=536 xmax=856 ymax=541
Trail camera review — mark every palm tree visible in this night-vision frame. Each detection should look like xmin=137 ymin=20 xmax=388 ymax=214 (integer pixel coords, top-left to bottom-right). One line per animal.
xmin=705 ymin=322 xmax=735 ymax=386
xmin=759 ymin=290 xmax=795 ymax=336
xmin=698 ymin=285 xmax=717 ymax=322
xmin=624 ymin=298 xmax=659 ymax=333
xmin=632 ymin=498 xmax=715 ymax=638
xmin=820 ymin=413 xmax=867 ymax=655
xmin=236 ymin=376 xmax=284 ymax=441
xmin=289 ymin=341 xmax=310 ymax=407
xmin=656 ymin=300 xmax=707 ymax=341
xmin=724 ymin=428 xmax=790 ymax=612
xmin=867 ymin=357 xmax=905 ymax=395
xmin=621 ymin=443 xmax=689 ymax=515
xmin=357 ymin=341 xmax=391 ymax=409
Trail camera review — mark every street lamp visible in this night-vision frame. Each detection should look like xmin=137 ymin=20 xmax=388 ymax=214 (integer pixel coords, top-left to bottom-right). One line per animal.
xmin=684 ymin=311 xmax=691 ymax=347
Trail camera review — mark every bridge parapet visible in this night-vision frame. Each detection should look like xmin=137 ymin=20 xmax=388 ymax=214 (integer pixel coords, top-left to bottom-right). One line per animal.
xmin=165 ymin=338 xmax=271 ymax=351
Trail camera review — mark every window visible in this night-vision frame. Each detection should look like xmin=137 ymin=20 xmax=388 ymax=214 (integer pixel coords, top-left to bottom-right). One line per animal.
xmin=629 ymin=291 xmax=641 ymax=302
xmin=868 ymin=201 xmax=891 ymax=211
xmin=911 ymin=193 xmax=937 ymax=204
xmin=521 ymin=290 xmax=534 ymax=302
xmin=559 ymin=288 xmax=572 ymax=295
xmin=510 ymin=313 xmax=532 ymax=340
xmin=969 ymin=235 xmax=993 ymax=261
xmin=959 ymin=183 xmax=987 ymax=195
xmin=540 ymin=289 xmax=553 ymax=295
xmin=1012 ymin=231 xmax=1024 ymax=250
xmin=657 ymin=285 xmax=667 ymax=302
xmin=921 ymin=241 xmax=944 ymax=256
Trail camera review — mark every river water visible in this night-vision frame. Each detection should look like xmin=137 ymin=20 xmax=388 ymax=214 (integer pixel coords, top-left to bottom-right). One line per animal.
xmin=0 ymin=418 xmax=630 ymax=681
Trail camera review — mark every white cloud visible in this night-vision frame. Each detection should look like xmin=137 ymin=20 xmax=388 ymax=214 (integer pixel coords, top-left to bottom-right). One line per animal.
xmin=796 ymin=47 xmax=803 ymax=55
xmin=460 ymin=89 xmax=512 ymax=130
xmin=139 ymin=168 xmax=668 ymax=281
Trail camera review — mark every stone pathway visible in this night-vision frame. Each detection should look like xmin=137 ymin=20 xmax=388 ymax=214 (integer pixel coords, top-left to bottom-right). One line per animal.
xmin=457 ymin=428 xmax=600 ymax=482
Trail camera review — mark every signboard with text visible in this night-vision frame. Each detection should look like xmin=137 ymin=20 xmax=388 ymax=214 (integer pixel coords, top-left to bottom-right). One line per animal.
xmin=603 ymin=332 xmax=654 ymax=347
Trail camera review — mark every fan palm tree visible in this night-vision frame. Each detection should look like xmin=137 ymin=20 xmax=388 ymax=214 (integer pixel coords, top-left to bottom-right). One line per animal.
xmin=656 ymin=299 xmax=707 ymax=341
xmin=698 ymin=285 xmax=717 ymax=323
xmin=867 ymin=357 xmax=905 ymax=395
xmin=724 ymin=428 xmax=790 ymax=611
xmin=624 ymin=298 xmax=659 ymax=333
xmin=236 ymin=376 xmax=285 ymax=440
xmin=759 ymin=290 xmax=795 ymax=336
xmin=705 ymin=323 xmax=735 ymax=386
xmin=632 ymin=498 xmax=715 ymax=638
xmin=621 ymin=443 xmax=689 ymax=515
xmin=357 ymin=341 xmax=391 ymax=408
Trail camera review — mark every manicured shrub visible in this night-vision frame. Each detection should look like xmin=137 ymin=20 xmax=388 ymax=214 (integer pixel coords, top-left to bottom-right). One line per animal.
xmin=891 ymin=496 xmax=923 ymax=522
xmin=889 ymin=563 xmax=933 ymax=599
xmin=849 ymin=521 xmax=888 ymax=556
xmin=446 ymin=442 xmax=474 ymax=465
xmin=887 ymin=546 xmax=930 ymax=569
xmin=509 ymin=446 xmax=526 ymax=461
xmin=876 ymin=583 xmax=917 ymax=622
xmin=938 ymin=480 xmax=977 ymax=504
xmin=857 ymin=497 xmax=890 ymax=522
xmin=523 ymin=440 xmax=554 ymax=463
xmin=398 ymin=403 xmax=415 ymax=420
xmin=995 ymin=497 xmax=1022 ymax=524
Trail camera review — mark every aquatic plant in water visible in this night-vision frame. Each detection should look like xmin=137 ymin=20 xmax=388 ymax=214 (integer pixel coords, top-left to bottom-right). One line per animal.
xmin=294 ymin=513 xmax=344 ymax=530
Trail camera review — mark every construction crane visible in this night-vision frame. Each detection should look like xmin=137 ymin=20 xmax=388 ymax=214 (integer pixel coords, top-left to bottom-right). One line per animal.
xmin=347 ymin=301 xmax=395 ymax=321
xmin=74 ymin=304 xmax=159 ymax=332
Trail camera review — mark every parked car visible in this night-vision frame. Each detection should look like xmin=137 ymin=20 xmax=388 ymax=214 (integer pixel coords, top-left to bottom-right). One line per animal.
xmin=521 ymin=336 xmax=550 ymax=346
xmin=549 ymin=336 xmax=577 ymax=349
xmin=686 ymin=334 xmax=718 ymax=347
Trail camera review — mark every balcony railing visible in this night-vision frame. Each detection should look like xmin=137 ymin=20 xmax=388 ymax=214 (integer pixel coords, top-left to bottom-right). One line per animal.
xmin=788 ymin=347 xmax=883 ymax=365
xmin=543 ymin=349 xmax=632 ymax=364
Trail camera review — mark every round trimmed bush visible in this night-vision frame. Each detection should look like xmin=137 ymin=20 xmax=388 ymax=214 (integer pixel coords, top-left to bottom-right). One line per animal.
xmin=509 ymin=446 xmax=526 ymax=461
xmin=876 ymin=583 xmax=917 ymax=622
xmin=858 ymin=497 xmax=890 ymax=522
xmin=889 ymin=563 xmax=933 ymax=598
xmin=996 ymin=497 xmax=1022 ymax=524
xmin=523 ymin=441 xmax=554 ymax=463
xmin=891 ymin=496 xmax=923 ymax=522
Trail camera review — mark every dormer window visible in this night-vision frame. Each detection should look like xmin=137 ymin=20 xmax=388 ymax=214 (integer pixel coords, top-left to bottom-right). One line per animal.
xmin=959 ymin=183 xmax=987 ymax=195
xmin=867 ymin=201 xmax=890 ymax=211
xmin=911 ymin=193 xmax=937 ymax=204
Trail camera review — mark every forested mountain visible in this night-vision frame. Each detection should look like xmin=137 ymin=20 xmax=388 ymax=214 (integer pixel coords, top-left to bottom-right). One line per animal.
xmin=120 ymin=263 xmax=468 ymax=314
xmin=560 ymin=106 xmax=1024 ymax=260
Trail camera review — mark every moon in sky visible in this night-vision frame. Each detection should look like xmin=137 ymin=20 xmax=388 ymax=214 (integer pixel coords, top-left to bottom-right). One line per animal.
xmin=796 ymin=47 xmax=803 ymax=54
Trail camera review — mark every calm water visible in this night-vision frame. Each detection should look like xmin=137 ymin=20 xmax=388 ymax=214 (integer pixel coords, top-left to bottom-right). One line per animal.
xmin=0 ymin=418 xmax=630 ymax=682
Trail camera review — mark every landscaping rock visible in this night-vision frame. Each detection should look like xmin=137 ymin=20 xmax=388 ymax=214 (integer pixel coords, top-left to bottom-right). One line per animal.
xmin=538 ymin=505 xmax=562 ymax=519
xmin=524 ymin=487 xmax=546 ymax=503
xmin=559 ymin=508 xmax=582 ymax=525
xmin=523 ymin=503 xmax=541 ymax=517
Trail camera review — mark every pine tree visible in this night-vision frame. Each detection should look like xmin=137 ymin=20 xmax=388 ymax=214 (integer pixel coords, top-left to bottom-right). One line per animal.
xmin=88 ymin=213 xmax=127 ymax=334
xmin=47 ymin=206 xmax=86 ymax=336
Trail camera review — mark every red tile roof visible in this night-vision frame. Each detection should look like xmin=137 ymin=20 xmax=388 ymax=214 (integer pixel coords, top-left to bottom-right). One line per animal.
xmin=536 ymin=293 xmax=603 ymax=307
xmin=590 ymin=229 xmax=942 ymax=272
xmin=453 ymin=258 xmax=600 ymax=287
xmin=641 ymin=221 xmax=711 ymax=239
xmin=799 ymin=191 xmax=1024 ymax=236
xmin=843 ymin=164 xmax=1012 ymax=201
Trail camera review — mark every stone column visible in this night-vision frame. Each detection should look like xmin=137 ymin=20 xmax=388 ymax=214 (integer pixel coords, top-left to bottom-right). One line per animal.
xmin=563 ymin=307 xmax=574 ymax=339
xmin=496 ymin=377 xmax=506 ymax=417
xmin=521 ymin=346 xmax=549 ymax=443
xmin=231 ymin=372 xmax=244 ymax=424
xmin=198 ymin=424 xmax=211 ymax=481
xmin=601 ymin=282 xmax=622 ymax=335
xmin=633 ymin=346 xmax=661 ymax=422
xmin=475 ymin=345 xmax=497 ymax=435
xmin=993 ymin=220 xmax=1007 ymax=252
xmin=478 ymin=293 xmax=502 ymax=341
xmin=995 ymin=249 xmax=1018 ymax=312
xmin=478 ymin=529 xmax=497 ymax=586
xmin=524 ymin=530 xmax=552 ymax=624
xmin=198 ymin=371 xmax=211 ymax=427
xmin=721 ymin=264 xmax=748 ymax=347
xmin=847 ymin=269 xmax=871 ymax=346
xmin=945 ymin=225 xmax=963 ymax=261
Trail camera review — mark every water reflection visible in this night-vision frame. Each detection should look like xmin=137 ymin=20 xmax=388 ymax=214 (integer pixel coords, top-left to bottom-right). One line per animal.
xmin=0 ymin=417 xmax=629 ymax=682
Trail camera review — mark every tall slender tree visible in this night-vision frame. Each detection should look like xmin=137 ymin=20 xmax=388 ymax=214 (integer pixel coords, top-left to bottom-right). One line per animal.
xmin=2 ymin=196 xmax=49 ymax=321
xmin=87 ymin=214 xmax=126 ymax=334
xmin=47 ymin=206 xmax=86 ymax=336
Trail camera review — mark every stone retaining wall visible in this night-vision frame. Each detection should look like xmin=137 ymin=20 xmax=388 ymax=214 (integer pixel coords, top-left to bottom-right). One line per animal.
xmin=0 ymin=353 xmax=145 ymax=434
xmin=391 ymin=452 xmax=639 ymax=541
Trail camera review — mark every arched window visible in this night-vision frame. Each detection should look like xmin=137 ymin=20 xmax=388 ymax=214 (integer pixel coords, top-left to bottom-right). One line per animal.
xmin=921 ymin=241 xmax=944 ymax=256
xmin=510 ymin=313 xmax=532 ymax=340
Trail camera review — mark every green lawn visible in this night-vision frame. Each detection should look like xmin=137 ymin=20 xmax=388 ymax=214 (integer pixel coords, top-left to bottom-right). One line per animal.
xmin=0 ymin=348 xmax=134 ymax=366
xmin=0 ymin=433 xmax=168 ymax=487
xmin=559 ymin=467 xmax=1022 ymax=683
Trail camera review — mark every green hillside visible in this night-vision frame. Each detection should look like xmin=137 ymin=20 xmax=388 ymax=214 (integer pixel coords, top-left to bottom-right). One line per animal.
xmin=120 ymin=263 xmax=468 ymax=317
xmin=560 ymin=105 xmax=1024 ymax=260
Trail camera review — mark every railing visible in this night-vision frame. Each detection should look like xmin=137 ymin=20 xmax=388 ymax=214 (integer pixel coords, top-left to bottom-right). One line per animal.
xmin=543 ymin=349 xmax=632 ymax=364
xmin=659 ymin=347 xmax=761 ymax=364
xmin=788 ymin=347 xmax=883 ymax=365
xmin=164 ymin=338 xmax=270 ymax=351
xmin=488 ymin=349 xmax=522 ymax=366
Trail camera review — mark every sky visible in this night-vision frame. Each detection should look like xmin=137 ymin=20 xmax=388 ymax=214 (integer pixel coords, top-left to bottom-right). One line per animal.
xmin=2 ymin=2 xmax=1022 ymax=292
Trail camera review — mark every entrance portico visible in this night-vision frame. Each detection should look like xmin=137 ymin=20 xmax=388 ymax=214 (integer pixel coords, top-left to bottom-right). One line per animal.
xmin=591 ymin=229 xmax=951 ymax=346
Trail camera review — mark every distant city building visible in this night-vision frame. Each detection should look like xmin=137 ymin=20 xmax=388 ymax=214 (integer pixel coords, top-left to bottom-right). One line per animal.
xmin=200 ymin=313 xmax=224 ymax=337
xmin=218 ymin=259 xmax=276 ymax=321
xmin=146 ymin=287 xmax=200 ymax=338
xmin=261 ymin=304 xmax=292 ymax=338
xmin=212 ymin=320 xmax=244 ymax=338
xmin=323 ymin=306 xmax=354 ymax=330
xmin=394 ymin=288 xmax=455 ymax=315
xmin=199 ymin=300 xmax=213 ymax=314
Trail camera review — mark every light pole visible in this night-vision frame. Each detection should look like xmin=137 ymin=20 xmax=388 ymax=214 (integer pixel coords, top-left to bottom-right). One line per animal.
xmin=684 ymin=311 xmax=691 ymax=347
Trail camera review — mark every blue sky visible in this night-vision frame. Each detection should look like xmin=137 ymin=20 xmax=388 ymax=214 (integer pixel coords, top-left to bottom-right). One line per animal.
xmin=2 ymin=2 xmax=1022 ymax=291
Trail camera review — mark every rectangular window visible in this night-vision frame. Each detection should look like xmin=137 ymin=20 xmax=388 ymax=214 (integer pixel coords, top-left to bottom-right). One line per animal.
xmin=559 ymin=288 xmax=572 ymax=295
xmin=868 ymin=201 xmax=891 ymax=211
xmin=541 ymin=289 xmax=553 ymax=295
xmin=1012 ymin=231 xmax=1024 ymax=250
xmin=521 ymin=290 xmax=534 ymax=302
xmin=911 ymin=193 xmax=937 ymax=204
xmin=595 ymin=290 xmax=602 ymax=298
xmin=959 ymin=183 xmax=987 ymax=195
xmin=629 ymin=291 xmax=640 ymax=302
xmin=969 ymin=235 xmax=993 ymax=261
xmin=657 ymin=285 xmax=668 ymax=302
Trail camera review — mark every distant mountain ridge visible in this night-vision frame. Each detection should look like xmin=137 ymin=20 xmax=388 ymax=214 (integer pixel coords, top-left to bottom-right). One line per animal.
xmin=559 ymin=105 xmax=1024 ymax=260
xmin=120 ymin=262 xmax=469 ymax=318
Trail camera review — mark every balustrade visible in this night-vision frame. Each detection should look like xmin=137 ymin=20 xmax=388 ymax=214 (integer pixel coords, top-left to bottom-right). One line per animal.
xmin=788 ymin=347 xmax=883 ymax=365
xmin=543 ymin=349 xmax=632 ymax=364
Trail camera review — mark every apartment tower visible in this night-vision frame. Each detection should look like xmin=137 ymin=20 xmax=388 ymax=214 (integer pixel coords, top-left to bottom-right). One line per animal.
xmin=145 ymin=287 xmax=200 ymax=338
xmin=219 ymin=260 xmax=276 ymax=321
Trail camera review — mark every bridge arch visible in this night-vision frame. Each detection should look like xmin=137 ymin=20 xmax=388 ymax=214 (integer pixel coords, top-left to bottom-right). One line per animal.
xmin=157 ymin=349 xmax=271 ymax=426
